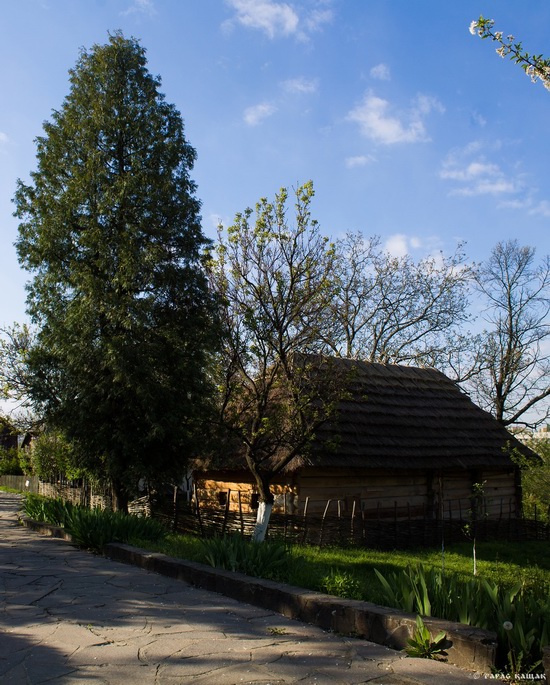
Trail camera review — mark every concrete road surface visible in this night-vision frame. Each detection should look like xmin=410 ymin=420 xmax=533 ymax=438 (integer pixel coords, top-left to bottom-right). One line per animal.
xmin=0 ymin=491 xmax=479 ymax=684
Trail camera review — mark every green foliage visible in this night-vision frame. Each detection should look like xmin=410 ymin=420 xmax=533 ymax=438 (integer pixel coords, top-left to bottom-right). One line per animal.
xmin=200 ymin=534 xmax=289 ymax=579
xmin=518 ymin=437 xmax=550 ymax=521
xmin=405 ymin=615 xmax=447 ymax=660
xmin=0 ymin=324 xmax=35 ymax=405
xmin=21 ymin=493 xmax=167 ymax=552
xmin=13 ymin=32 xmax=217 ymax=510
xmin=374 ymin=564 xmax=550 ymax=675
xmin=0 ymin=447 xmax=23 ymax=476
xmin=211 ymin=183 xmax=348 ymax=539
xmin=30 ymin=432 xmax=85 ymax=481
xmin=22 ymin=493 xmax=74 ymax=526
xmin=66 ymin=507 xmax=167 ymax=552
xmin=320 ymin=569 xmax=362 ymax=600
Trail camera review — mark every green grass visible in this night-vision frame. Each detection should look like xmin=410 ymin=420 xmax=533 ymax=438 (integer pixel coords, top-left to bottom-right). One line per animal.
xmin=127 ymin=533 xmax=550 ymax=603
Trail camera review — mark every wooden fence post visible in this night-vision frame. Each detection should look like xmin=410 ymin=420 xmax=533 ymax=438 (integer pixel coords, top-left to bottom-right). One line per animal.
xmin=193 ymin=483 xmax=204 ymax=537
xmin=221 ymin=489 xmax=231 ymax=535
xmin=237 ymin=491 xmax=244 ymax=536
xmin=173 ymin=485 xmax=179 ymax=532
xmin=319 ymin=499 xmax=331 ymax=546
xmin=301 ymin=497 xmax=310 ymax=544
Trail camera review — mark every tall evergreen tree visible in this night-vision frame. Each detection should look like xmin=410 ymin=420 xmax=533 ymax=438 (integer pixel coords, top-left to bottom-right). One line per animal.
xmin=14 ymin=33 xmax=217 ymax=510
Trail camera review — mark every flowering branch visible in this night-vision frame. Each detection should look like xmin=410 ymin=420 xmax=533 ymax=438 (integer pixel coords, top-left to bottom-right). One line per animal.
xmin=469 ymin=16 xmax=550 ymax=91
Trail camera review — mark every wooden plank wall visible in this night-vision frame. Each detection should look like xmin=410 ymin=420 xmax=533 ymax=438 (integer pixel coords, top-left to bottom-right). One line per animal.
xmin=195 ymin=467 xmax=519 ymax=521
xmin=296 ymin=469 xmax=429 ymax=517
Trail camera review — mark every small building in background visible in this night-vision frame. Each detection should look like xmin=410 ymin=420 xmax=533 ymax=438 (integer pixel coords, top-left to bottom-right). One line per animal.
xmin=194 ymin=359 xmax=535 ymax=521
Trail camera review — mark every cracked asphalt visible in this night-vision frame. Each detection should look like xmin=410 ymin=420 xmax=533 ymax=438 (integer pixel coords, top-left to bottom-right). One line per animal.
xmin=0 ymin=492 xmax=478 ymax=684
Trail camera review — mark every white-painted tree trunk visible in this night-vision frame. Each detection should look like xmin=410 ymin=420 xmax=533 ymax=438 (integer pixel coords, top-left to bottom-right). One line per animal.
xmin=251 ymin=501 xmax=273 ymax=543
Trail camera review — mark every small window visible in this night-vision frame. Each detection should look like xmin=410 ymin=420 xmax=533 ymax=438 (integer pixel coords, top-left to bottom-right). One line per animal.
xmin=217 ymin=491 xmax=228 ymax=506
xmin=250 ymin=493 xmax=259 ymax=510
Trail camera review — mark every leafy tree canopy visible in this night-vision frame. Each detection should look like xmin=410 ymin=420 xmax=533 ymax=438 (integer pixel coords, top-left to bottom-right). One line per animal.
xmin=14 ymin=32 xmax=218 ymax=509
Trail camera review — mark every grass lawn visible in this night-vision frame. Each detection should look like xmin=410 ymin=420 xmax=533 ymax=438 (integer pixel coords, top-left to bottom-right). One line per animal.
xmin=130 ymin=532 xmax=550 ymax=604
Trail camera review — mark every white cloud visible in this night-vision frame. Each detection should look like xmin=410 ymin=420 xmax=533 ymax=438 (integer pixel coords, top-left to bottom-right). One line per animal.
xmin=470 ymin=111 xmax=487 ymax=127
xmin=304 ymin=7 xmax=333 ymax=33
xmin=500 ymin=197 xmax=550 ymax=218
xmin=224 ymin=0 xmax=299 ymax=38
xmin=281 ymin=77 xmax=319 ymax=94
xmin=0 ymin=132 xmax=9 ymax=145
xmin=347 ymin=91 xmax=443 ymax=145
xmin=224 ymin=0 xmax=332 ymax=40
xmin=440 ymin=143 xmax=521 ymax=197
xmin=384 ymin=234 xmax=446 ymax=260
xmin=243 ymin=102 xmax=277 ymax=125
xmin=384 ymin=234 xmax=410 ymax=258
xmin=370 ymin=63 xmax=390 ymax=81
xmin=529 ymin=200 xmax=550 ymax=218
xmin=120 ymin=0 xmax=156 ymax=17
xmin=345 ymin=154 xmax=376 ymax=168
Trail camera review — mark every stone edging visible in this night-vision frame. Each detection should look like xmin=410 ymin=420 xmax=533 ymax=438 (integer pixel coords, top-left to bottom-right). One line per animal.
xmin=104 ymin=543 xmax=496 ymax=673
xmin=19 ymin=516 xmax=497 ymax=673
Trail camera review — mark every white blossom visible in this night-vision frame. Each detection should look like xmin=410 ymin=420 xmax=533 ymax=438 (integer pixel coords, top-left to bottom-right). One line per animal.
xmin=503 ymin=621 xmax=513 ymax=631
xmin=469 ymin=20 xmax=478 ymax=35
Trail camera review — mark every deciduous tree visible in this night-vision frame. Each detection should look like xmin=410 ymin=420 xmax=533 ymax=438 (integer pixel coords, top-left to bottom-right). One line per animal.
xmin=209 ymin=183 xmax=346 ymax=541
xmin=469 ymin=240 xmax=550 ymax=427
xmin=14 ymin=33 xmax=217 ymax=510
xmin=325 ymin=232 xmax=474 ymax=370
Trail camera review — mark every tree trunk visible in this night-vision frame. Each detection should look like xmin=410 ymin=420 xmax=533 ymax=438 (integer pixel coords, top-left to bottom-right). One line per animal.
xmin=252 ymin=500 xmax=273 ymax=543
xmin=249 ymin=465 xmax=274 ymax=543
xmin=112 ymin=479 xmax=129 ymax=513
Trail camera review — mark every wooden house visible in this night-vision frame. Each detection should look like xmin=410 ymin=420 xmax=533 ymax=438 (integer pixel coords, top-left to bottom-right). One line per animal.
xmin=194 ymin=359 xmax=533 ymax=521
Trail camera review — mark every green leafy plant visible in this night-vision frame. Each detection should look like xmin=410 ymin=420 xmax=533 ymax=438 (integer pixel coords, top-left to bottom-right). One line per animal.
xmin=374 ymin=563 xmax=550 ymax=675
xmin=0 ymin=447 xmax=23 ymax=476
xmin=320 ymin=569 xmax=362 ymax=600
xmin=200 ymin=533 xmax=289 ymax=579
xmin=65 ymin=507 xmax=167 ymax=552
xmin=405 ymin=615 xmax=447 ymax=660
xmin=22 ymin=493 xmax=74 ymax=526
xmin=22 ymin=493 xmax=167 ymax=552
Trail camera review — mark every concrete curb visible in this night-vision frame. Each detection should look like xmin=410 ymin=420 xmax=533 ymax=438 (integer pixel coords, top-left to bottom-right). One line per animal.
xmin=19 ymin=517 xmax=497 ymax=673
xmin=21 ymin=516 xmax=74 ymax=542
xmin=103 ymin=542 xmax=497 ymax=674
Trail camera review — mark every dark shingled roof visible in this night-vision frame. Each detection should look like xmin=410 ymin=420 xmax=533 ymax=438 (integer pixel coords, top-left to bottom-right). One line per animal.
xmin=301 ymin=358 xmax=529 ymax=471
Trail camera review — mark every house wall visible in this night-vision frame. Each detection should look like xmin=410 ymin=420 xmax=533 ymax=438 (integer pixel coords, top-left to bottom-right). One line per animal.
xmin=194 ymin=471 xmax=298 ymax=514
xmin=194 ymin=467 xmax=519 ymax=520
xmin=298 ymin=468 xmax=518 ymax=519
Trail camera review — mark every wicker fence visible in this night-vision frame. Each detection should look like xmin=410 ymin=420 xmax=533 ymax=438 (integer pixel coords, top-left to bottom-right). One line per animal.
xmin=152 ymin=489 xmax=550 ymax=549
xmin=4 ymin=475 xmax=548 ymax=549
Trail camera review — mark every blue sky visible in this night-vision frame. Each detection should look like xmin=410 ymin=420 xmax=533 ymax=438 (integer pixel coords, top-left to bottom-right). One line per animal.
xmin=1 ymin=0 xmax=549 ymax=330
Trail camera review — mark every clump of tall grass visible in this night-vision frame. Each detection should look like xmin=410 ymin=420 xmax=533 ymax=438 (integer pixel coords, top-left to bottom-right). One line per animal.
xmin=374 ymin=563 xmax=550 ymax=676
xmin=200 ymin=533 xmax=289 ymax=580
xmin=21 ymin=493 xmax=167 ymax=553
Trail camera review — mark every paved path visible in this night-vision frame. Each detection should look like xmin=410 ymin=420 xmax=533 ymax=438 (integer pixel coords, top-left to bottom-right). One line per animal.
xmin=0 ymin=492 xmax=479 ymax=684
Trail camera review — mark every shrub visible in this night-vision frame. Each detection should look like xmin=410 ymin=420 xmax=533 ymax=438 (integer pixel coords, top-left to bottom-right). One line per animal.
xmin=0 ymin=447 xmax=23 ymax=476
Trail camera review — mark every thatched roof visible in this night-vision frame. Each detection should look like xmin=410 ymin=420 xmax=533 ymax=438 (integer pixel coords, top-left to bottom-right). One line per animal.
xmin=305 ymin=358 xmax=530 ymax=471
